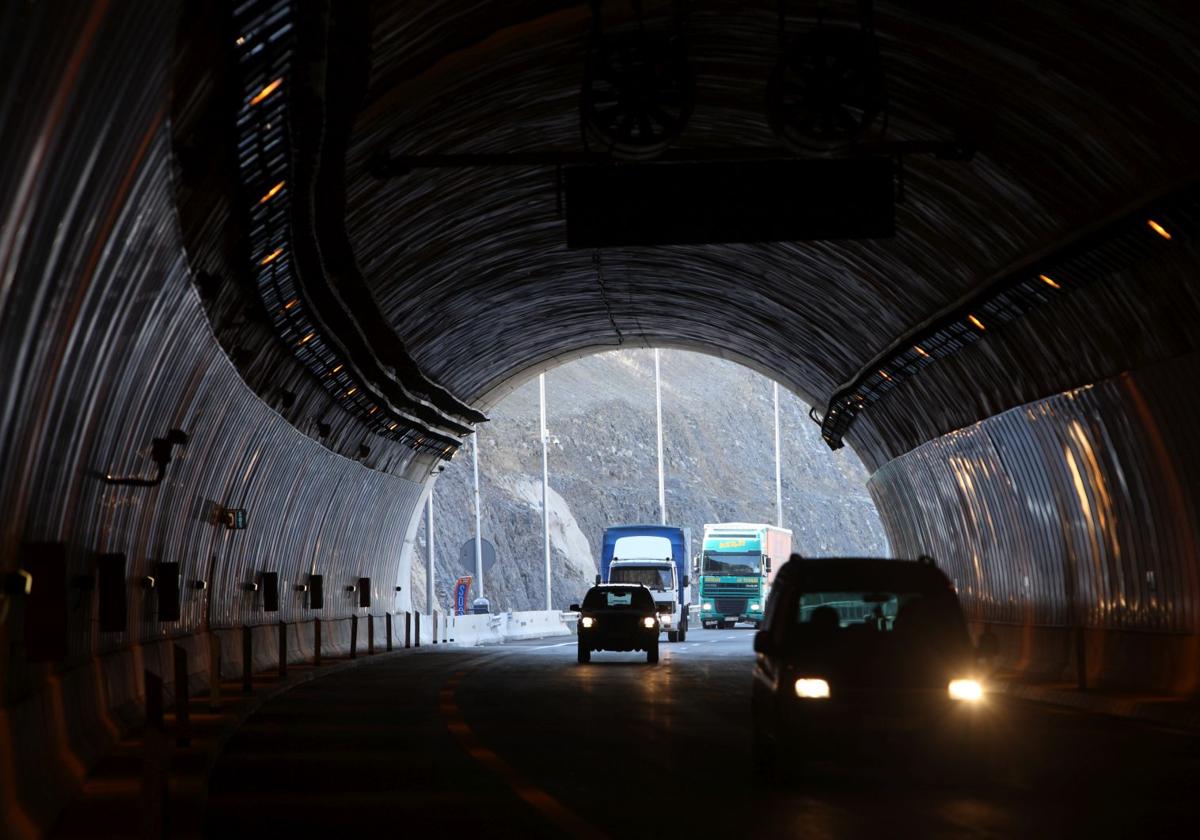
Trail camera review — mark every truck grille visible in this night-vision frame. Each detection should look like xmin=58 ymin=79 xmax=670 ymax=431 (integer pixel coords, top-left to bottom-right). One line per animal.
xmin=715 ymin=598 xmax=745 ymax=615
xmin=656 ymin=601 xmax=675 ymax=615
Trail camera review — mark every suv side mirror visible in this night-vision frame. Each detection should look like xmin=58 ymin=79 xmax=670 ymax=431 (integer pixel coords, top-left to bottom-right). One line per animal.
xmin=594 ymin=574 xmax=601 ymax=585
xmin=681 ymin=575 xmax=689 ymax=588
xmin=569 ymin=603 xmax=580 ymax=612
xmin=753 ymin=630 xmax=773 ymax=655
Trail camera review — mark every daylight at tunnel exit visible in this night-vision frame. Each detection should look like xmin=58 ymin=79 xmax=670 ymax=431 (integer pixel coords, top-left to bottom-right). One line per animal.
xmin=1 ymin=1 xmax=1199 ymax=838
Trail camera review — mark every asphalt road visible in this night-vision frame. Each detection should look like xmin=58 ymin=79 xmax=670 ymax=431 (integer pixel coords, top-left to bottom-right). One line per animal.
xmin=206 ymin=626 xmax=1200 ymax=838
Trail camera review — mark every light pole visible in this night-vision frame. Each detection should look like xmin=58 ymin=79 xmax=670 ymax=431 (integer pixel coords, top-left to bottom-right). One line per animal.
xmin=655 ymin=348 xmax=666 ymax=525
xmin=472 ymin=431 xmax=483 ymax=598
xmin=540 ymin=373 xmax=551 ymax=610
xmin=774 ymin=381 xmax=783 ymax=528
xmin=425 ymin=490 xmax=434 ymax=613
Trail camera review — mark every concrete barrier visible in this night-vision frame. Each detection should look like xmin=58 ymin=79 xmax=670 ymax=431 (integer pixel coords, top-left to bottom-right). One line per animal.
xmin=447 ymin=610 xmax=574 ymax=647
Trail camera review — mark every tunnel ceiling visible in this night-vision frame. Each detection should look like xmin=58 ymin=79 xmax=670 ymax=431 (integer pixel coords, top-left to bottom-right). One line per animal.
xmin=340 ymin=0 xmax=1199 ymax=464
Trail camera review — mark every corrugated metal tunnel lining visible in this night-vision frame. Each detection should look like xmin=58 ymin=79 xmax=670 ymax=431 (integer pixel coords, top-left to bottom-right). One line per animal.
xmin=0 ymin=0 xmax=1199 ymax=833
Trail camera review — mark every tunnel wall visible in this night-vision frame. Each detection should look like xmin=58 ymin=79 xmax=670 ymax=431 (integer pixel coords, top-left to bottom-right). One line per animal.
xmin=868 ymin=353 xmax=1200 ymax=694
xmin=0 ymin=3 xmax=425 ymax=832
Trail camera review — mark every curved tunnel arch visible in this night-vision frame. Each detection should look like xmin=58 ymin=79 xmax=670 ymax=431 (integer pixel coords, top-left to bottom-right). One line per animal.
xmin=1 ymin=0 xmax=1199 ymax=832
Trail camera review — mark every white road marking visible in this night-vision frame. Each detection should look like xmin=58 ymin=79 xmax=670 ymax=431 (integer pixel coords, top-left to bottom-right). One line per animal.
xmin=531 ymin=642 xmax=574 ymax=649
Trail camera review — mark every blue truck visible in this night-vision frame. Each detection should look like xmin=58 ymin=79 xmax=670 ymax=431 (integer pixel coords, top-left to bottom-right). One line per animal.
xmin=599 ymin=525 xmax=692 ymax=642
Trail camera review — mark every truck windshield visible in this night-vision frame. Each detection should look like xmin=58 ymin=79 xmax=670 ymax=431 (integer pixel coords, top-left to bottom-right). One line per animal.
xmin=609 ymin=566 xmax=674 ymax=590
xmin=703 ymin=552 xmax=759 ymax=576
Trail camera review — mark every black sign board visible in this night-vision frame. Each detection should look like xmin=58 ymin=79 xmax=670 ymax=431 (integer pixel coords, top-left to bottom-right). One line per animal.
xmin=309 ymin=574 xmax=324 ymax=610
xmin=566 ymin=157 xmax=895 ymax=248
xmin=155 ymin=562 xmax=181 ymax=622
xmin=98 ymin=553 xmax=127 ymax=632
xmin=22 ymin=542 xmax=68 ymax=661
xmin=261 ymin=572 xmax=279 ymax=612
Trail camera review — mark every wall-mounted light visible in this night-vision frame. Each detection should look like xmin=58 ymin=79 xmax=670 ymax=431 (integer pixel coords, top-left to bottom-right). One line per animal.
xmin=3 ymin=569 xmax=33 ymax=595
xmin=191 ymin=580 xmax=208 ymax=590
xmin=345 ymin=585 xmax=357 ymax=593
xmin=244 ymin=581 xmax=259 ymax=593
xmin=140 ymin=576 xmax=156 ymax=590
xmin=295 ymin=583 xmax=308 ymax=593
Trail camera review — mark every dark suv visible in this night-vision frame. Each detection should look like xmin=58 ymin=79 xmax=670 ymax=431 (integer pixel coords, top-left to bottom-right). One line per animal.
xmin=751 ymin=557 xmax=995 ymax=775
xmin=571 ymin=584 xmax=661 ymax=664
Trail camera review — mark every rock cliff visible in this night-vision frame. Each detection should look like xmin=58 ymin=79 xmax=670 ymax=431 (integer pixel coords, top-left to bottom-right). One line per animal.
xmin=412 ymin=350 xmax=888 ymax=612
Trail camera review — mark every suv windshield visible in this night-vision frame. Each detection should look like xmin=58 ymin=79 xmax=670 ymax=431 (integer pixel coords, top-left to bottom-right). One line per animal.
xmin=609 ymin=566 xmax=674 ymax=590
xmin=796 ymin=590 xmax=964 ymax=636
xmin=703 ymin=552 xmax=759 ymax=576
xmin=583 ymin=587 xmax=655 ymax=611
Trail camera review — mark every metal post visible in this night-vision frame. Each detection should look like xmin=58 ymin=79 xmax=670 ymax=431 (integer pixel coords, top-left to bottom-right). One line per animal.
xmin=774 ymin=381 xmax=783 ymax=529
xmin=208 ymin=635 xmax=222 ymax=712
xmin=350 ymin=614 xmax=359 ymax=659
xmin=241 ymin=626 xmax=252 ymax=695
xmin=314 ymin=617 xmax=322 ymax=666
xmin=425 ymin=490 xmax=435 ymax=617
xmin=415 ymin=610 xmax=421 ymax=647
xmin=173 ymin=645 xmax=190 ymax=748
xmin=278 ymin=621 xmax=287 ymax=678
xmin=655 ymin=348 xmax=666 ymax=525
xmin=473 ymin=431 xmax=484 ymax=598
xmin=142 ymin=670 xmax=166 ymax=840
xmin=540 ymin=373 xmax=551 ymax=610
xmin=368 ymin=614 xmax=375 ymax=655
xmin=386 ymin=612 xmax=393 ymax=652
xmin=405 ymin=611 xmax=412 ymax=649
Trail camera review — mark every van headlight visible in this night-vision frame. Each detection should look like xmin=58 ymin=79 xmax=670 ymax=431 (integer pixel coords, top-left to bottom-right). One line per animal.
xmin=642 ymin=617 xmax=657 ymax=629
xmin=794 ymin=678 xmax=831 ymax=699
xmin=948 ymin=679 xmax=984 ymax=702
xmin=580 ymin=617 xmax=595 ymax=629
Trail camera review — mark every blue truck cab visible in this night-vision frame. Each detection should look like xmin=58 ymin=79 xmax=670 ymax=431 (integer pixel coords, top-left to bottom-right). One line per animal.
xmin=599 ymin=525 xmax=692 ymax=642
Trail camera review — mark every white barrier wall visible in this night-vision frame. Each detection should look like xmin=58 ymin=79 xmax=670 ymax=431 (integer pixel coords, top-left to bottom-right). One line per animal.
xmin=445 ymin=610 xmax=576 ymax=647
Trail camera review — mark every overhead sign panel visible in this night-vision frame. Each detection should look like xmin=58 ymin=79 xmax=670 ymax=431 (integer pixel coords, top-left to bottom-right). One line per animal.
xmin=566 ymin=157 xmax=894 ymax=248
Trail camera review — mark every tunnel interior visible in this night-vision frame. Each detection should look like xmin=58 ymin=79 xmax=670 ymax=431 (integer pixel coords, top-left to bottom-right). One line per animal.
xmin=1 ymin=0 xmax=1199 ymax=833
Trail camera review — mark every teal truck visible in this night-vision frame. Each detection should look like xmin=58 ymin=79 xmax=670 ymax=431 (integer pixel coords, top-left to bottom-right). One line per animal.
xmin=696 ymin=522 xmax=792 ymax=629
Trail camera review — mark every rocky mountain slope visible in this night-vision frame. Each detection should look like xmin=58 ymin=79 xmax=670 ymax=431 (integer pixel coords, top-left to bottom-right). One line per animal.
xmin=411 ymin=350 xmax=888 ymax=612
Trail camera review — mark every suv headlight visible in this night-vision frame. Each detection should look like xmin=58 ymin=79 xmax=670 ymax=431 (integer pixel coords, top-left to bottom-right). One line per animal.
xmin=580 ymin=617 xmax=595 ymax=629
xmin=948 ymin=679 xmax=983 ymax=702
xmin=642 ymin=617 xmax=657 ymax=629
xmin=794 ymin=678 xmax=831 ymax=699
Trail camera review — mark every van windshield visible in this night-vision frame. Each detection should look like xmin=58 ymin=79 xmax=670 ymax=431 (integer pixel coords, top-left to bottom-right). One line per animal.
xmin=609 ymin=566 xmax=675 ymax=590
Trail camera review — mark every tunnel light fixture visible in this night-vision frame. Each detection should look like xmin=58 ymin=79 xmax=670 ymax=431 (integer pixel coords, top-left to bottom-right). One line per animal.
xmin=1147 ymin=219 xmax=1172 ymax=240
xmin=259 ymin=181 xmax=285 ymax=203
xmin=259 ymin=247 xmax=283 ymax=266
xmin=814 ymin=183 xmax=1196 ymax=451
xmin=297 ymin=332 xmax=315 ymax=346
xmin=249 ymin=78 xmax=282 ymax=106
xmin=794 ymin=678 xmax=831 ymax=699
xmin=282 ymin=298 xmax=298 ymax=310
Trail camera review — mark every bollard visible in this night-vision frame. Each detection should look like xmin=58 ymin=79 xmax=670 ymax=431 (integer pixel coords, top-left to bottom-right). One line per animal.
xmin=404 ymin=610 xmax=411 ymax=649
xmin=386 ymin=612 xmax=394 ymax=652
xmin=350 ymin=614 xmax=359 ymax=659
xmin=368 ymin=614 xmax=375 ymax=655
xmin=242 ymin=625 xmax=252 ymax=695
xmin=208 ymin=635 xmax=222 ymax=712
xmin=143 ymin=670 xmax=167 ymax=840
xmin=314 ymin=617 xmax=322 ymax=667
xmin=415 ymin=610 xmax=420 ymax=647
xmin=278 ymin=620 xmax=287 ymax=679
xmin=173 ymin=645 xmax=191 ymax=748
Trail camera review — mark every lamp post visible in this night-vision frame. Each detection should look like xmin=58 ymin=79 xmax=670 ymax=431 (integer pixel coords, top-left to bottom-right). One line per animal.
xmin=540 ymin=374 xmax=551 ymax=610
xmin=655 ymin=349 xmax=666 ymax=525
